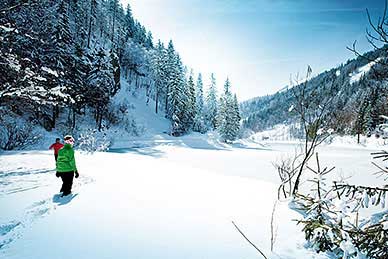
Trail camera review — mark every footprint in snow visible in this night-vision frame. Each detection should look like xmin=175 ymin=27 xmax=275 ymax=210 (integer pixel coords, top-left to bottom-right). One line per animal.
xmin=0 ymin=221 xmax=22 ymax=250
xmin=0 ymin=172 xmax=93 ymax=250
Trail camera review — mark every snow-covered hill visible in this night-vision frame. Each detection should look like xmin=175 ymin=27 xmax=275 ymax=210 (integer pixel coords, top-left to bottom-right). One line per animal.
xmin=241 ymin=46 xmax=388 ymax=134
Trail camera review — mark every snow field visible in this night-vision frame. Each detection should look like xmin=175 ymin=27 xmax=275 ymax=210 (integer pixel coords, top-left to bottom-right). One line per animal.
xmin=0 ymin=140 xmax=379 ymax=259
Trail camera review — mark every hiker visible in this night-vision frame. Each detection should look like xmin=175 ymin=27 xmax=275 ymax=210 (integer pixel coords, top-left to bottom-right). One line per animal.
xmin=56 ymin=135 xmax=79 ymax=196
xmin=49 ymin=138 xmax=64 ymax=161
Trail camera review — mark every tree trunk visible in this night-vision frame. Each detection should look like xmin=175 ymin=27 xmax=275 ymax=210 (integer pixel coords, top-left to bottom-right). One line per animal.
xmin=87 ymin=17 xmax=93 ymax=48
xmin=52 ymin=106 xmax=56 ymax=129
xmin=155 ymin=89 xmax=159 ymax=114
xmin=72 ymin=108 xmax=76 ymax=130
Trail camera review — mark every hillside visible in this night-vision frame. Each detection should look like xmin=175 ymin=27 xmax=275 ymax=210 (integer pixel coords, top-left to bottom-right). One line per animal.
xmin=0 ymin=0 xmax=242 ymax=150
xmin=241 ymin=46 xmax=388 ymax=135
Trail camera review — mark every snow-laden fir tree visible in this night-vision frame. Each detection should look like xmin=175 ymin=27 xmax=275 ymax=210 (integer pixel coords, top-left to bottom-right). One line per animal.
xmin=87 ymin=48 xmax=116 ymax=130
xmin=185 ymin=70 xmax=196 ymax=130
xmin=232 ymin=93 xmax=241 ymax=129
xmin=193 ymin=73 xmax=207 ymax=133
xmin=218 ymin=78 xmax=241 ymax=142
xmin=87 ymin=0 xmax=98 ymax=48
xmin=165 ymin=40 xmax=176 ymax=119
xmin=145 ymin=31 xmax=154 ymax=49
xmin=205 ymin=73 xmax=218 ymax=130
xmin=152 ymin=40 xmax=168 ymax=114
xmin=168 ymin=54 xmax=189 ymax=136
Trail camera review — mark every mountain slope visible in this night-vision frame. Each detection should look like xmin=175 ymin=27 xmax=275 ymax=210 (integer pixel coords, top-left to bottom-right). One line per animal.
xmin=241 ymin=46 xmax=388 ymax=134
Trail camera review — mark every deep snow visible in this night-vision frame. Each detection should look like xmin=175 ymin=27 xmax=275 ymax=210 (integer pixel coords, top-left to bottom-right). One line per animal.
xmin=0 ymin=137 xmax=381 ymax=259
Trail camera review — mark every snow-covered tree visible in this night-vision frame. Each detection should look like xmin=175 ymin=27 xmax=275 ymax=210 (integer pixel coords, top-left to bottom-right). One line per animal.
xmin=205 ymin=73 xmax=218 ymax=130
xmin=218 ymin=78 xmax=240 ymax=142
xmin=123 ymin=3 xmax=136 ymax=41
xmin=193 ymin=73 xmax=207 ymax=133
xmin=152 ymin=40 xmax=168 ymax=113
xmin=168 ymin=55 xmax=189 ymax=136
xmin=185 ymin=70 xmax=196 ymax=130
xmin=165 ymin=40 xmax=176 ymax=119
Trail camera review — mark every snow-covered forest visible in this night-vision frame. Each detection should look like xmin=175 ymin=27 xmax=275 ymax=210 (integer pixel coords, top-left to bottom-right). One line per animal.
xmin=241 ymin=46 xmax=388 ymax=138
xmin=0 ymin=0 xmax=241 ymax=150
xmin=2 ymin=1 xmax=388 ymax=259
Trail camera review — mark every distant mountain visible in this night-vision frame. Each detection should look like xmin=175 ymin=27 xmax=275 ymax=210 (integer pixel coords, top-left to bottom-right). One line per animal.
xmin=241 ymin=46 xmax=388 ymax=135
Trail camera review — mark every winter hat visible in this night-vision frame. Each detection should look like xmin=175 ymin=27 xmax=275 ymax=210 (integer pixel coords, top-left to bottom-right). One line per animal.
xmin=64 ymin=135 xmax=75 ymax=145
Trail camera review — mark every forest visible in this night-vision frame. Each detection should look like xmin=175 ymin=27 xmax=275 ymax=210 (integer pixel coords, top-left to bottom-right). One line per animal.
xmin=0 ymin=0 xmax=241 ymax=150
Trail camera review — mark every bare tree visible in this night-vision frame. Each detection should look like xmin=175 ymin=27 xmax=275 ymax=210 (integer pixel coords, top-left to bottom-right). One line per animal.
xmin=348 ymin=0 xmax=388 ymax=68
xmin=274 ymin=67 xmax=336 ymax=197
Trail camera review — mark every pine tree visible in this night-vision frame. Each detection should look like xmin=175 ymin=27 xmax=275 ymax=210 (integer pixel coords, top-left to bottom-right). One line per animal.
xmin=168 ymin=55 xmax=188 ymax=136
xmin=193 ymin=73 xmax=206 ymax=133
xmin=232 ymin=93 xmax=241 ymax=134
xmin=124 ymin=3 xmax=135 ymax=40
xmin=205 ymin=73 xmax=218 ymax=130
xmin=109 ymin=0 xmax=120 ymax=43
xmin=87 ymin=48 xmax=115 ymax=130
xmin=165 ymin=40 xmax=176 ymax=119
xmin=218 ymin=78 xmax=240 ymax=142
xmin=196 ymin=73 xmax=204 ymax=115
xmin=186 ymin=70 xmax=196 ymax=130
xmin=153 ymin=40 xmax=168 ymax=114
xmin=110 ymin=49 xmax=121 ymax=96
xmin=366 ymin=87 xmax=380 ymax=132
xmin=354 ymin=97 xmax=370 ymax=143
xmin=145 ymin=31 xmax=154 ymax=49
xmin=87 ymin=0 xmax=98 ymax=48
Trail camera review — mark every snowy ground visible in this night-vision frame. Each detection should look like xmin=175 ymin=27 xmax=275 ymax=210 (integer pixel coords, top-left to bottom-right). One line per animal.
xmin=0 ymin=136 xmax=382 ymax=259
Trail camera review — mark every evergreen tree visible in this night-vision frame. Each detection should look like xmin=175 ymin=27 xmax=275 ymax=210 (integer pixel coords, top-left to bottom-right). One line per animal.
xmin=218 ymin=78 xmax=240 ymax=142
xmin=87 ymin=48 xmax=115 ymax=130
xmin=165 ymin=40 xmax=176 ymax=119
xmin=193 ymin=73 xmax=206 ymax=133
xmin=109 ymin=0 xmax=120 ymax=42
xmin=124 ymin=4 xmax=135 ymax=40
xmin=353 ymin=97 xmax=370 ymax=143
xmin=232 ymin=93 xmax=241 ymax=133
xmin=205 ymin=73 xmax=218 ymax=130
xmin=145 ymin=31 xmax=154 ymax=49
xmin=196 ymin=73 xmax=204 ymax=115
xmin=168 ymin=55 xmax=188 ymax=136
xmin=366 ymin=87 xmax=380 ymax=132
xmin=153 ymin=40 xmax=168 ymax=114
xmin=87 ymin=0 xmax=98 ymax=48
xmin=185 ymin=70 xmax=196 ymax=130
xmin=110 ymin=49 xmax=121 ymax=96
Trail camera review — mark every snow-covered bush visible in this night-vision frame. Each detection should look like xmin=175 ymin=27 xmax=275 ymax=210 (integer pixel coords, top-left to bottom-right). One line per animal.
xmin=293 ymin=153 xmax=388 ymax=259
xmin=0 ymin=111 xmax=41 ymax=150
xmin=76 ymin=129 xmax=111 ymax=153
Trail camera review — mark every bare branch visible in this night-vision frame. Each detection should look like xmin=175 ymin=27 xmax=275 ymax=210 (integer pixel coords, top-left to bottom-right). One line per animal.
xmin=232 ymin=221 xmax=268 ymax=259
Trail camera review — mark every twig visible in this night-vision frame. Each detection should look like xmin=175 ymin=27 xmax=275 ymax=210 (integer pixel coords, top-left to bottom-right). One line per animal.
xmin=232 ymin=221 xmax=268 ymax=259
xmin=270 ymin=201 xmax=278 ymax=252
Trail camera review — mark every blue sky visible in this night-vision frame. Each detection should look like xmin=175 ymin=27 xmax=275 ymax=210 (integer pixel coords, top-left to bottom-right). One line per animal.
xmin=122 ymin=0 xmax=384 ymax=100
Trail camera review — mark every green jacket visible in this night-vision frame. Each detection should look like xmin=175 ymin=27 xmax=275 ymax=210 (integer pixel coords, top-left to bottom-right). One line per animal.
xmin=56 ymin=144 xmax=77 ymax=172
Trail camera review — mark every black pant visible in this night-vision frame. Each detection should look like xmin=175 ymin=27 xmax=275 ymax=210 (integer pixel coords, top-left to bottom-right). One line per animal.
xmin=60 ymin=171 xmax=74 ymax=196
xmin=54 ymin=154 xmax=58 ymax=161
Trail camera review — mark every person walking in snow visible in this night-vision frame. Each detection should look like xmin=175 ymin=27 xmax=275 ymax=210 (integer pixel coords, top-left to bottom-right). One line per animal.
xmin=56 ymin=135 xmax=79 ymax=197
xmin=49 ymin=138 xmax=64 ymax=161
